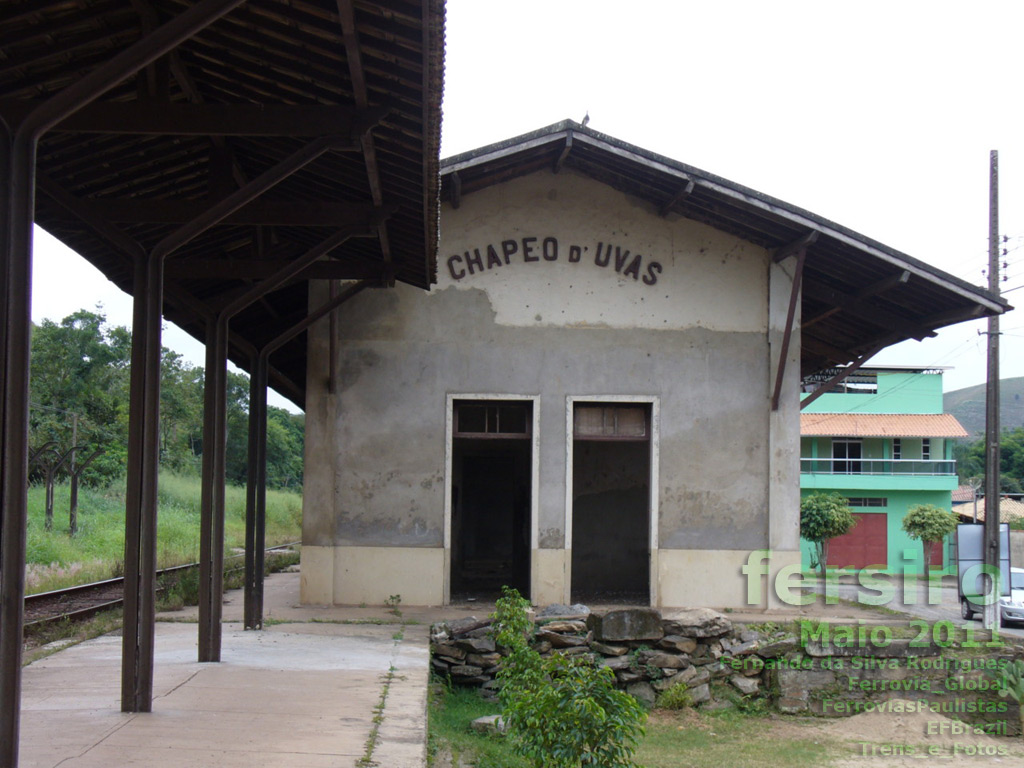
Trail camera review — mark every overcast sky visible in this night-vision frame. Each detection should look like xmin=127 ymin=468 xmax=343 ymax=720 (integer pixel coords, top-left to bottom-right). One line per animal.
xmin=32 ymin=0 xmax=1024 ymax=409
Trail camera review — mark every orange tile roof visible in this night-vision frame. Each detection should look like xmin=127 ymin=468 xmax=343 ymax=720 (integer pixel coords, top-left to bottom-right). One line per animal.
xmin=952 ymin=485 xmax=978 ymax=503
xmin=800 ymin=413 xmax=968 ymax=438
xmin=953 ymin=497 xmax=1024 ymax=523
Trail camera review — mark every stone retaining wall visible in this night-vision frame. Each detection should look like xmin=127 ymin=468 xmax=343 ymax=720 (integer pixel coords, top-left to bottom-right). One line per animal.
xmin=430 ymin=605 xmax=1020 ymax=732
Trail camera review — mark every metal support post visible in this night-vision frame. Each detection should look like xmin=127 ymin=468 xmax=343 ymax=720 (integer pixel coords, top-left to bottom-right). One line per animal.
xmin=243 ymin=280 xmax=370 ymax=629
xmin=122 ymin=249 xmax=163 ymax=712
xmin=244 ymin=355 xmax=269 ymax=630
xmin=194 ymin=153 xmax=366 ymax=660
xmin=198 ymin=322 xmax=228 ymax=660
xmin=0 ymin=119 xmax=36 ymax=768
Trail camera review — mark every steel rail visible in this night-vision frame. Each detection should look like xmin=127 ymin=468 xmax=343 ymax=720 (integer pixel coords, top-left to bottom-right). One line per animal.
xmin=23 ymin=543 xmax=299 ymax=633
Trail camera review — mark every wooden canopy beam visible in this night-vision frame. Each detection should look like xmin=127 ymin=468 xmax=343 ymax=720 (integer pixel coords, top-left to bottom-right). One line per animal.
xmin=336 ymin=0 xmax=390 ymax=273
xmin=801 ymin=334 xmax=861 ymax=365
xmin=0 ymin=100 xmax=392 ymax=137
xmin=799 ymin=340 xmax=892 ymax=410
xmin=802 ymin=275 xmax=937 ymax=341
xmin=67 ymin=198 xmax=382 ymax=226
xmin=803 ymin=269 xmax=910 ymax=329
xmin=450 ymin=170 xmax=461 ymax=209
xmin=166 ymin=257 xmax=383 ymax=281
xmin=771 ymin=249 xmax=806 ymax=411
xmin=553 ymin=130 xmax=573 ymax=173
xmin=773 ymin=230 xmax=819 ymax=262
xmin=659 ymin=180 xmax=695 ymax=217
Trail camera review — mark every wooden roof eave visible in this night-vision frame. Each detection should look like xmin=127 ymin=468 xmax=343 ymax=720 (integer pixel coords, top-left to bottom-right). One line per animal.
xmin=438 ymin=120 xmax=1011 ymax=376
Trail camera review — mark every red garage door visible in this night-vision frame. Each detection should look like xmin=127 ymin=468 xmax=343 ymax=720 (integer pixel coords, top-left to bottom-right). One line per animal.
xmin=828 ymin=513 xmax=887 ymax=569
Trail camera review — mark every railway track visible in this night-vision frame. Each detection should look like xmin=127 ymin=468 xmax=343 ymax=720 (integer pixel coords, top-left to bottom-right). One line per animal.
xmin=24 ymin=544 xmax=299 ymax=633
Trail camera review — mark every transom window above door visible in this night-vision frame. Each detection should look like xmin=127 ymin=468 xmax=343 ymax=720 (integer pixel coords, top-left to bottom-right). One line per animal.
xmin=573 ymin=405 xmax=649 ymax=440
xmin=454 ymin=401 xmax=531 ymax=438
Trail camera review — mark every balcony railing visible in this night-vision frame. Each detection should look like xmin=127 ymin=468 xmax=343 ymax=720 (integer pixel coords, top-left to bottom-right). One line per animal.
xmin=800 ymin=458 xmax=956 ymax=476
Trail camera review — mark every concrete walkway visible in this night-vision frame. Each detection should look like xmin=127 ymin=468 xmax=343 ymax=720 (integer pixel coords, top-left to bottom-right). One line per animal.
xmin=18 ymin=571 xmax=430 ymax=768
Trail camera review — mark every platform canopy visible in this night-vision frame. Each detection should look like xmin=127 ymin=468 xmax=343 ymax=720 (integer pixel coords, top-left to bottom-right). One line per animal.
xmin=2 ymin=0 xmax=444 ymax=408
xmin=441 ymin=120 xmax=1011 ymax=378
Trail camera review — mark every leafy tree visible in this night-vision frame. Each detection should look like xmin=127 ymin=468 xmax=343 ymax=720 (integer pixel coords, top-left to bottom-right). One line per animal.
xmin=224 ymin=370 xmax=251 ymax=485
xmin=956 ymin=428 xmax=1024 ymax=492
xmin=29 ymin=306 xmax=306 ymax=491
xmin=491 ymin=586 xmax=646 ymax=768
xmin=800 ymin=492 xmax=856 ymax=580
xmin=159 ymin=349 xmax=204 ymax=473
xmin=266 ymin=407 xmax=304 ymax=488
xmin=901 ymin=503 xmax=959 ymax=570
xmin=30 ymin=308 xmax=131 ymax=485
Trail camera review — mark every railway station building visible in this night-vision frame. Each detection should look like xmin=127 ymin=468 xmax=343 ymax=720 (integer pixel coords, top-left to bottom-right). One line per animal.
xmin=299 ymin=121 xmax=1007 ymax=610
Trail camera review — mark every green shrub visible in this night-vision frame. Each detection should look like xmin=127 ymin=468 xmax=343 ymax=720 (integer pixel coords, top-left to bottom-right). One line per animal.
xmin=656 ymin=681 xmax=693 ymax=710
xmin=992 ymin=659 xmax=1024 ymax=704
xmin=491 ymin=586 xmax=647 ymax=768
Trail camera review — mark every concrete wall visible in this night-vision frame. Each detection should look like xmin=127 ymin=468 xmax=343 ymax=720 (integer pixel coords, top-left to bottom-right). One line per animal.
xmin=301 ymin=168 xmax=802 ymax=609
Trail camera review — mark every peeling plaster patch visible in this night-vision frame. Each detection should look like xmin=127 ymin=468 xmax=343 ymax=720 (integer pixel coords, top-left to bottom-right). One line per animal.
xmin=538 ymin=528 xmax=563 ymax=549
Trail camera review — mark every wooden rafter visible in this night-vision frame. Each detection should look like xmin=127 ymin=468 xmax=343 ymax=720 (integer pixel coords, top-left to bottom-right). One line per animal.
xmin=553 ymin=130 xmax=573 ymax=173
xmin=659 ymin=179 xmax=695 ymax=217
xmin=802 ymin=275 xmax=937 ymax=341
xmin=773 ymin=230 xmax=819 ymax=262
xmin=803 ymin=269 xmax=910 ymax=329
xmin=336 ymin=0 xmax=390 ymax=272
xmin=2 ymin=100 xmax=391 ymax=136
xmin=63 ymin=198 xmax=384 ymax=226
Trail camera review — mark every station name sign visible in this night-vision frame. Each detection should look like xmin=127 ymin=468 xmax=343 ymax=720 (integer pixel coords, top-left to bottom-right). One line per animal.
xmin=446 ymin=237 xmax=664 ymax=286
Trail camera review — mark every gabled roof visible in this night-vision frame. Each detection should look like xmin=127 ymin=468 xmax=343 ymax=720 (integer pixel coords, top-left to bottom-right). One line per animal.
xmin=800 ymin=413 xmax=969 ymax=438
xmin=440 ymin=121 xmax=1010 ymax=378
xmin=6 ymin=1 xmax=445 ymax=408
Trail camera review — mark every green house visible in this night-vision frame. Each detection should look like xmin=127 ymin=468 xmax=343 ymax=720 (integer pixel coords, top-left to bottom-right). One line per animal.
xmin=799 ymin=366 xmax=967 ymax=575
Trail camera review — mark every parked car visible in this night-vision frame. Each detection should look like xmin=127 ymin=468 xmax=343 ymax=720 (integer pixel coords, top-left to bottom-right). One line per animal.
xmin=961 ymin=566 xmax=1024 ymax=624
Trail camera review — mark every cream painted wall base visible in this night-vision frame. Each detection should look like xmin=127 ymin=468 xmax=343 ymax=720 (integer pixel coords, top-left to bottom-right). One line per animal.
xmin=766 ymin=550 xmax=804 ymax=611
xmin=299 ymin=546 xmax=334 ymax=605
xmin=300 ymin=546 xmax=444 ymax=606
xmin=532 ymin=548 xmax=569 ymax=606
xmin=658 ymin=549 xmax=802 ymax=609
xmin=303 ymin=545 xmax=800 ymax=609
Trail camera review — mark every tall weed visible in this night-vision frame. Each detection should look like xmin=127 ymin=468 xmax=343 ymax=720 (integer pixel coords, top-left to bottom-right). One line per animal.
xmin=25 ymin=471 xmax=302 ymax=593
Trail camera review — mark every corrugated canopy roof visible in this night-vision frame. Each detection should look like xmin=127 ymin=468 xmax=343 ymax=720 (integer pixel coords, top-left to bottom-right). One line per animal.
xmin=801 ymin=413 xmax=969 ymax=438
xmin=441 ymin=121 xmax=1011 ymax=379
xmin=4 ymin=0 xmax=445 ymax=408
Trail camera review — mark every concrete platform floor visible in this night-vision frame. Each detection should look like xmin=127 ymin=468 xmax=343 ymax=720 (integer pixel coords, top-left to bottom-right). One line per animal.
xmin=18 ymin=571 xmax=431 ymax=768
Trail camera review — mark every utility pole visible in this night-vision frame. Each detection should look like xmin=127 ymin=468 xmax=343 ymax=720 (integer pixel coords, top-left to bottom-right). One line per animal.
xmin=983 ymin=150 xmax=1001 ymax=632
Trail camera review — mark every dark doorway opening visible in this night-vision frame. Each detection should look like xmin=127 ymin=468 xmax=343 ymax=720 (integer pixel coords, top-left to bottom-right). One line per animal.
xmin=451 ymin=401 xmax=532 ymax=600
xmin=571 ymin=403 xmax=651 ymax=604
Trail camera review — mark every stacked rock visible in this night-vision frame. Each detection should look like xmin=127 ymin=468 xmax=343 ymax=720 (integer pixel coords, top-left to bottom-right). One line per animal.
xmin=431 ymin=605 xmax=773 ymax=709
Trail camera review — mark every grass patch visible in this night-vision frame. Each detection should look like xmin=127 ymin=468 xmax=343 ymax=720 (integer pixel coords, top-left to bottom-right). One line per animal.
xmin=427 ymin=685 xmax=840 ymax=768
xmin=638 ymin=710 xmax=836 ymax=768
xmin=25 ymin=472 xmax=302 ymax=594
xmin=428 ymin=683 xmax=526 ymax=768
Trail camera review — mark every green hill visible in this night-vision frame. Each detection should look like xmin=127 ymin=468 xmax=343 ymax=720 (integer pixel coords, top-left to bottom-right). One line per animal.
xmin=944 ymin=377 xmax=1024 ymax=437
